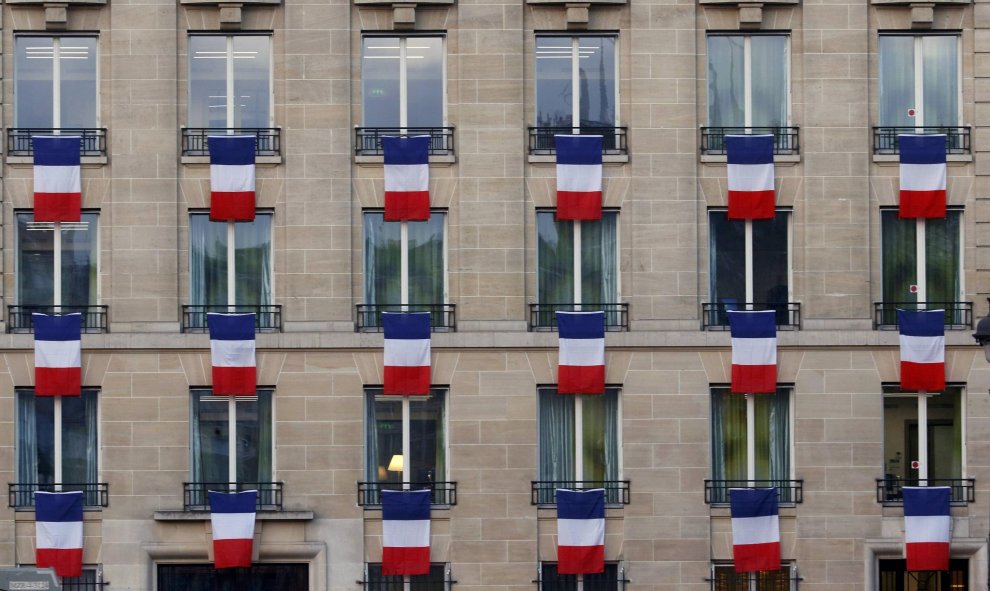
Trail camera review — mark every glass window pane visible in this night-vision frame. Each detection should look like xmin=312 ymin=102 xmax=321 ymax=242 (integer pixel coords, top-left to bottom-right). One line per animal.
xmin=921 ymin=36 xmax=958 ymax=127
xmin=577 ymin=37 xmax=616 ymax=128
xmin=879 ymin=36 xmax=915 ymax=127
xmin=362 ymin=37 xmax=401 ymax=127
xmin=538 ymin=212 xmax=575 ymax=303
xmin=580 ymin=212 xmax=619 ymax=305
xmin=707 ymin=36 xmax=744 ymax=127
xmin=15 ymin=37 xmax=55 ymax=127
xmin=368 ymin=396 xmax=403 ymax=482
xmin=363 ymin=212 xmax=402 ymax=305
xmin=750 ymin=36 xmax=788 ymax=127
xmin=191 ymin=392 xmax=231 ymax=483
xmin=406 ymin=37 xmax=444 ymax=128
xmin=61 ymin=213 xmax=99 ymax=307
xmin=925 ymin=210 xmax=961 ymax=304
xmin=708 ymin=211 xmax=746 ymax=305
xmin=753 ymin=389 xmax=789 ymax=483
xmin=409 ymin=391 xmax=445 ymax=482
xmin=188 ymin=35 xmax=228 ymax=128
xmin=711 ymin=388 xmax=747 ymax=483
xmin=407 ymin=214 xmax=445 ymax=304
xmin=536 ymin=36 xmax=574 ymax=127
xmin=752 ymin=213 xmax=789 ymax=306
xmin=60 ymin=391 xmax=99 ymax=490
xmin=538 ymin=388 xmax=575 ymax=483
xmin=17 ymin=390 xmax=56 ymax=485
xmin=235 ymin=390 xmax=273 ymax=483
xmin=881 ymin=210 xmax=917 ymax=304
xmin=190 ymin=213 xmax=272 ymax=306
xmin=17 ymin=212 xmax=55 ymax=306
xmin=58 ymin=37 xmax=98 ymax=128
xmin=927 ymin=388 xmax=962 ymax=480
xmin=234 ymin=214 xmax=272 ymax=306
xmin=884 ymin=395 xmax=917 ymax=481
xmin=581 ymin=389 xmax=619 ymax=483
xmin=232 ymin=36 xmax=271 ymax=128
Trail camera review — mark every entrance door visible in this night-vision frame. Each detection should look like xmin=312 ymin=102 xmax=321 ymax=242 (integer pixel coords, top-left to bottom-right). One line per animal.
xmin=158 ymin=563 xmax=308 ymax=591
xmin=878 ymin=559 xmax=967 ymax=591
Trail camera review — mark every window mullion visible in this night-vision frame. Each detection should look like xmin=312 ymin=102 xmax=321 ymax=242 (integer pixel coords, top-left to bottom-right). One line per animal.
xmin=744 ymin=220 xmax=754 ymax=305
xmin=914 ymin=36 xmax=924 ymax=128
xmin=402 ymin=397 xmax=411 ymax=486
xmin=746 ymin=394 xmax=755 ymax=483
xmin=574 ymin=395 xmax=584 ymax=482
xmin=400 ymin=38 xmax=408 ymax=129
xmin=574 ymin=222 xmax=583 ymax=305
xmin=228 ymin=396 xmax=236 ymax=486
xmin=743 ymin=36 xmax=752 ymax=129
xmin=53 ymin=38 xmax=61 ymax=128
xmin=54 ymin=396 xmax=63 ymax=488
xmin=227 ymin=222 xmax=236 ymax=308
xmin=571 ymin=37 xmax=580 ymax=130
xmin=400 ymin=222 xmax=409 ymax=307
xmin=916 ymin=219 xmax=926 ymax=304
xmin=918 ymin=394 xmax=929 ymax=482
xmin=226 ymin=36 xmax=235 ymax=128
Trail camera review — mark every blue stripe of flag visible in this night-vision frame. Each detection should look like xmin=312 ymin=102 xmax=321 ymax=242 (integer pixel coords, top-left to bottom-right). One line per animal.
xmin=555 ymin=135 xmax=603 ymax=165
xmin=33 ymin=313 xmax=82 ymax=342
xmin=899 ymin=134 xmax=946 ymax=165
xmin=35 ymin=491 xmax=84 ymax=522
xmin=382 ymin=312 xmax=431 ymax=340
xmin=729 ymin=488 xmax=778 ymax=519
xmin=557 ymin=311 xmax=605 ymax=339
xmin=209 ymin=490 xmax=258 ymax=514
xmin=207 ymin=313 xmax=257 ymax=341
xmin=902 ymin=486 xmax=950 ymax=517
xmin=33 ymin=136 xmax=82 ymax=167
xmin=208 ymin=135 xmax=256 ymax=165
xmin=727 ymin=310 xmax=776 ymax=339
xmin=897 ymin=309 xmax=945 ymax=337
xmin=381 ymin=489 xmax=432 ymax=520
xmin=557 ymin=488 xmax=605 ymax=520
xmin=382 ymin=136 xmax=430 ymax=165
xmin=725 ymin=135 xmax=774 ymax=165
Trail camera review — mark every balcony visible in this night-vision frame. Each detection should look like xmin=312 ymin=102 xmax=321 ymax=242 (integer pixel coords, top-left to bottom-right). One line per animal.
xmin=876 ymin=478 xmax=975 ymax=505
xmin=528 ymin=303 xmax=629 ymax=332
xmin=356 ymin=481 xmax=458 ymax=507
xmin=700 ymin=126 xmax=800 ymax=156
xmin=181 ymin=128 xmax=282 ymax=157
xmin=704 ymin=479 xmax=804 ymax=506
xmin=701 ymin=302 xmax=801 ymax=330
xmin=528 ymin=126 xmax=628 ymax=156
xmin=9 ymin=482 xmax=109 ymax=509
xmin=530 ymin=480 xmax=631 ymax=506
xmin=7 ymin=305 xmax=108 ymax=334
xmin=873 ymin=302 xmax=972 ymax=330
xmin=180 ymin=305 xmax=282 ymax=333
xmin=7 ymin=128 xmax=107 ymax=158
xmin=183 ymin=482 xmax=284 ymax=511
xmin=354 ymin=127 xmax=455 ymax=157
xmin=355 ymin=304 xmax=456 ymax=332
xmin=873 ymin=126 xmax=971 ymax=155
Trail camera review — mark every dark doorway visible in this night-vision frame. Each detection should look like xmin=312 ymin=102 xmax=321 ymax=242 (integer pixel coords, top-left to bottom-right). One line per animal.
xmin=157 ymin=563 xmax=308 ymax=591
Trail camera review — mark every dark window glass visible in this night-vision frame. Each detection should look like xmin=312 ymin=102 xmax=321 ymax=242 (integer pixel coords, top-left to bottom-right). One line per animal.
xmin=158 ymin=563 xmax=308 ymax=591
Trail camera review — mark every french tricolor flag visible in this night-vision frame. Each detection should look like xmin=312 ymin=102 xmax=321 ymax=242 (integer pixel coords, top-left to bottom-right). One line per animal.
xmin=899 ymin=134 xmax=947 ymax=219
xmin=208 ymin=313 xmax=257 ymax=396
xmin=34 ymin=313 xmax=82 ymax=397
xmin=726 ymin=134 xmax=775 ymax=220
xmin=730 ymin=488 xmax=780 ymax=573
xmin=556 ymin=135 xmax=603 ymax=221
xmin=381 ymin=489 xmax=432 ymax=576
xmin=557 ymin=311 xmax=605 ymax=394
xmin=728 ymin=310 xmax=777 ymax=394
xmin=209 ymin=490 xmax=257 ymax=569
xmin=383 ymin=312 xmax=431 ymax=396
xmin=898 ymin=309 xmax=945 ymax=392
xmin=33 ymin=135 xmax=82 ymax=222
xmin=904 ymin=486 xmax=951 ymax=571
xmin=556 ymin=488 xmax=605 ymax=574
xmin=383 ymin=136 xmax=431 ymax=221
xmin=35 ymin=491 xmax=84 ymax=578
xmin=208 ymin=135 xmax=256 ymax=222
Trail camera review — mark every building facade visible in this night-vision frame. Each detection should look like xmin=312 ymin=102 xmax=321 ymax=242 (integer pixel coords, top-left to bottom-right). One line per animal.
xmin=0 ymin=0 xmax=988 ymax=589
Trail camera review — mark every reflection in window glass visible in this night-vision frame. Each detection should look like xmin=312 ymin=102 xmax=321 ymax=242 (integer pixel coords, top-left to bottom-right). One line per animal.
xmin=15 ymin=36 xmax=98 ymax=128
xmin=363 ymin=212 xmax=445 ymax=305
xmin=708 ymin=210 xmax=789 ymax=307
xmin=362 ymin=36 xmax=444 ymax=128
xmin=189 ymin=212 xmax=273 ymax=306
xmin=188 ymin=35 xmax=271 ymax=128
xmin=16 ymin=212 xmax=99 ymax=307
xmin=879 ymin=35 xmax=958 ymax=127
xmin=536 ymin=36 xmax=616 ymax=128
xmin=190 ymin=389 xmax=274 ymax=483
xmin=707 ymin=35 xmax=788 ymax=128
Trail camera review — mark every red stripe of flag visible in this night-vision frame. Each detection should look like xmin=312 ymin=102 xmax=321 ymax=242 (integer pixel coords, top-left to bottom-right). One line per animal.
xmin=556 ymin=192 xmax=603 ymax=221
xmin=731 ymin=364 xmax=776 ymax=394
xmin=383 ymin=365 xmax=431 ymax=396
xmin=210 ymin=192 xmax=256 ymax=222
xmin=214 ymin=538 xmax=254 ymax=569
xmin=557 ymin=545 xmax=605 ymax=575
xmin=899 ymin=190 xmax=947 ymax=219
xmin=382 ymin=547 xmax=431 ymax=576
xmin=558 ymin=365 xmax=605 ymax=395
xmin=727 ymin=190 xmax=775 ymax=220
xmin=36 ymin=548 xmax=84 ymax=578
xmin=907 ymin=542 xmax=950 ymax=572
xmin=35 ymin=367 xmax=81 ymax=397
xmin=213 ymin=366 xmax=258 ymax=396
xmin=900 ymin=361 xmax=945 ymax=392
xmin=733 ymin=541 xmax=780 ymax=573
xmin=34 ymin=194 xmax=82 ymax=222
xmin=384 ymin=192 xmax=431 ymax=221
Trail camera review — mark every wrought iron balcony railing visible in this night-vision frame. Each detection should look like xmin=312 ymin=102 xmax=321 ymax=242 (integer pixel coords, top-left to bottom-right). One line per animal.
xmin=537 ymin=563 xmax=629 ymax=591
xmin=355 ymin=304 xmax=456 ymax=332
xmin=873 ymin=126 xmax=971 ymax=155
xmin=876 ymin=478 xmax=975 ymax=505
xmin=704 ymin=479 xmax=804 ymax=506
xmin=357 ymin=481 xmax=458 ymax=507
xmin=529 ymin=303 xmax=629 ymax=332
xmin=530 ymin=480 xmax=631 ymax=506
xmin=701 ymin=302 xmax=801 ymax=330
xmin=700 ymin=126 xmax=800 ymax=155
xmin=8 ymin=305 xmax=108 ymax=334
xmin=180 ymin=304 xmax=282 ymax=333
xmin=9 ymin=482 xmax=109 ymax=509
xmin=363 ymin=564 xmax=453 ymax=591
xmin=7 ymin=128 xmax=107 ymax=157
xmin=873 ymin=302 xmax=972 ymax=330
xmin=528 ymin=126 xmax=628 ymax=156
xmin=183 ymin=481 xmax=284 ymax=511
xmin=181 ymin=128 xmax=282 ymax=157
xmin=354 ymin=127 xmax=455 ymax=156
xmin=707 ymin=566 xmax=799 ymax=591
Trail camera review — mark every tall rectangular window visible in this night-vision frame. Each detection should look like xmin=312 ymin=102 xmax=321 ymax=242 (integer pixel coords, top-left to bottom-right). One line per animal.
xmin=16 ymin=389 xmax=100 ymax=507
xmin=537 ymin=211 xmax=619 ymax=308
xmin=880 ymin=209 xmax=962 ymax=308
xmin=365 ymin=564 xmax=448 ymax=591
xmin=16 ymin=212 xmax=99 ymax=308
xmin=363 ymin=211 xmax=446 ymax=307
xmin=707 ymin=34 xmax=789 ymax=129
xmin=188 ymin=35 xmax=272 ymax=128
xmin=362 ymin=36 xmax=445 ymax=129
xmin=539 ymin=562 xmax=622 ymax=591
xmin=15 ymin=36 xmax=98 ymax=128
xmin=190 ymin=389 xmax=274 ymax=489
xmin=710 ymin=387 xmax=791 ymax=503
xmin=535 ymin=35 xmax=617 ymax=129
xmin=189 ymin=212 xmax=273 ymax=307
xmin=879 ymin=34 xmax=959 ymax=128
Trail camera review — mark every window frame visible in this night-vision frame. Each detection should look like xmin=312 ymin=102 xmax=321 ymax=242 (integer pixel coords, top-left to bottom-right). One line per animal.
xmin=14 ymin=33 xmax=101 ymax=129
xmin=14 ymin=210 xmax=102 ymax=308
xmin=709 ymin=562 xmax=799 ymax=591
xmin=362 ymin=209 xmax=449 ymax=307
xmin=878 ymin=206 xmax=964 ymax=306
xmin=877 ymin=31 xmax=963 ymax=128
xmin=707 ymin=208 xmax=793 ymax=307
xmin=705 ymin=31 xmax=792 ymax=128
xmin=364 ymin=562 xmax=451 ymax=591
xmin=188 ymin=387 xmax=277 ymax=485
xmin=533 ymin=32 xmax=620 ymax=129
xmin=360 ymin=33 xmax=448 ymax=129
xmin=535 ymin=209 xmax=621 ymax=307
xmin=363 ymin=386 xmax=450 ymax=486
xmin=538 ymin=561 xmax=626 ymax=591
xmin=186 ymin=32 xmax=275 ymax=129
xmin=187 ymin=209 xmax=275 ymax=307
xmin=881 ymin=383 xmax=966 ymax=483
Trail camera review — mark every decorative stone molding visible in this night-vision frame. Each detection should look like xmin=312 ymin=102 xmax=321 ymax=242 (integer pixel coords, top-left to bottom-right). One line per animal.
xmin=219 ymin=3 xmax=243 ymax=29
xmin=566 ymin=3 xmax=590 ymax=28
xmin=738 ymin=2 xmax=763 ymax=27
xmin=180 ymin=0 xmax=278 ymax=7
xmin=526 ymin=0 xmax=624 ymax=4
xmin=44 ymin=3 xmax=68 ymax=29
xmin=353 ymin=0 xmax=453 ymax=6
xmin=393 ymin=3 xmax=416 ymax=29
xmin=910 ymin=2 xmax=935 ymax=27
